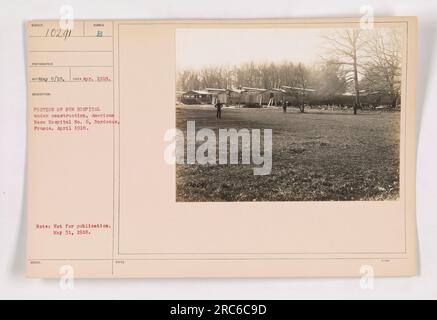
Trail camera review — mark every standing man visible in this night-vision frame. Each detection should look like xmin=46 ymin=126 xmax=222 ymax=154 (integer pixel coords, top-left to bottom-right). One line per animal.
xmin=282 ymin=100 xmax=287 ymax=113
xmin=215 ymin=99 xmax=223 ymax=119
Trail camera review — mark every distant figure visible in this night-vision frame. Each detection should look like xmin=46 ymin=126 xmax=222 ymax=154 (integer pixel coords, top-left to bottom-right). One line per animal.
xmin=282 ymin=100 xmax=288 ymax=113
xmin=215 ymin=99 xmax=223 ymax=119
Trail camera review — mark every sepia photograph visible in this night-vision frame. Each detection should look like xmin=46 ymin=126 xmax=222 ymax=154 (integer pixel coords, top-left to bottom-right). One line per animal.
xmin=175 ymin=26 xmax=405 ymax=202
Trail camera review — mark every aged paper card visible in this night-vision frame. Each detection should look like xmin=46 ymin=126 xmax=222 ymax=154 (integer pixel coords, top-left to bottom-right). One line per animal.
xmin=26 ymin=17 xmax=417 ymax=278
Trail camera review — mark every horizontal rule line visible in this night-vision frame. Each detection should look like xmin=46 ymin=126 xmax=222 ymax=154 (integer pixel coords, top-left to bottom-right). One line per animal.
xmin=29 ymin=50 xmax=113 ymax=52
xmin=28 ymin=65 xmax=113 ymax=68
xmin=118 ymin=251 xmax=408 ymax=255
xmin=29 ymin=35 xmax=113 ymax=38
xmin=28 ymin=257 xmax=408 ymax=261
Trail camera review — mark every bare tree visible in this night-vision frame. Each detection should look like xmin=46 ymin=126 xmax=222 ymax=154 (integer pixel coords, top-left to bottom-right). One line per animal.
xmin=176 ymin=69 xmax=201 ymax=91
xmin=293 ymin=63 xmax=311 ymax=113
xmin=323 ymin=29 xmax=365 ymax=114
xmin=361 ymin=29 xmax=403 ymax=107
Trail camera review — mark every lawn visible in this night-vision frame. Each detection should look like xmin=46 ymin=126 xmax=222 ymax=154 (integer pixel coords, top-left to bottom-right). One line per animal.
xmin=176 ymin=105 xmax=400 ymax=202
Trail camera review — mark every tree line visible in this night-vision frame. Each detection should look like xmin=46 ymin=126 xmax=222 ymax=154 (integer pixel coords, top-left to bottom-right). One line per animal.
xmin=177 ymin=28 xmax=403 ymax=114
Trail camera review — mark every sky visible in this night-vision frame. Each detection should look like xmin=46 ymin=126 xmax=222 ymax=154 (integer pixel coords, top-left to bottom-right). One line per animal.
xmin=176 ymin=28 xmax=330 ymax=70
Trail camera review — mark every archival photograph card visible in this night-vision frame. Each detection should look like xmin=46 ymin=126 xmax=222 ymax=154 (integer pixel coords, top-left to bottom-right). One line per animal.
xmin=26 ymin=17 xmax=417 ymax=278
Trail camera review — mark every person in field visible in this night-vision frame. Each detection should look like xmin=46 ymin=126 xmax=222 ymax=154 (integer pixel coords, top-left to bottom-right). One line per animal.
xmin=215 ymin=99 xmax=223 ymax=119
xmin=282 ymin=100 xmax=288 ymax=113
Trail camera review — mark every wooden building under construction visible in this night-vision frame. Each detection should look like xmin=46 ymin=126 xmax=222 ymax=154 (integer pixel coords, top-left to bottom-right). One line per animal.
xmin=179 ymin=86 xmax=398 ymax=109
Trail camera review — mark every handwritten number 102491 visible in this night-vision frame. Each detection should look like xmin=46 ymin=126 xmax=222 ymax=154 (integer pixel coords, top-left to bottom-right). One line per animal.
xmin=45 ymin=28 xmax=72 ymax=40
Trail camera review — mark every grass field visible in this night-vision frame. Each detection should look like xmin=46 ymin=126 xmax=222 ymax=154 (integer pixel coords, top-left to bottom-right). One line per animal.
xmin=176 ymin=105 xmax=400 ymax=202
